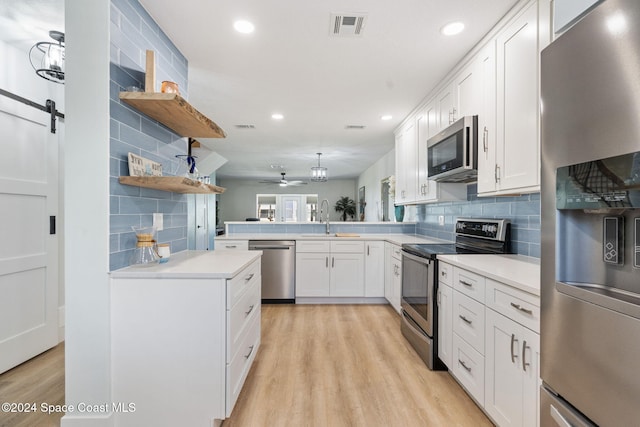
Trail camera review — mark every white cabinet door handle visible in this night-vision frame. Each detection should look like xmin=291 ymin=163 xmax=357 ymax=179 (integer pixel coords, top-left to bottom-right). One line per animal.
xmin=459 ymin=315 xmax=472 ymax=325
xmin=522 ymin=340 xmax=531 ymax=371
xmin=245 ymin=304 xmax=255 ymax=316
xmin=244 ymin=345 xmax=255 ymax=359
xmin=483 ymin=126 xmax=488 ymax=152
xmin=510 ymin=302 xmax=534 ymax=315
xmin=459 ymin=359 xmax=472 ymax=372
xmin=244 ymin=273 xmax=254 ymax=282
xmin=510 ymin=333 xmax=519 ymax=363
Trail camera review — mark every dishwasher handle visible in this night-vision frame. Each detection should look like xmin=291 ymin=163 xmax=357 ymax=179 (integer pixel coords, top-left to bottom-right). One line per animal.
xmin=249 ymin=245 xmax=293 ymax=250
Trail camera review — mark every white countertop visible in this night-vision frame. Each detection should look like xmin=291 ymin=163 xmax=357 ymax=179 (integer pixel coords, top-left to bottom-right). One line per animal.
xmin=437 ymin=254 xmax=541 ymax=296
xmin=217 ymin=233 xmax=450 ymax=246
xmin=110 ymin=250 xmax=262 ymax=279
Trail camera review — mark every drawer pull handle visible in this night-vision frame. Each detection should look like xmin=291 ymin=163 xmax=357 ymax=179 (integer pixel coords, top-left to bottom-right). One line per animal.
xmin=522 ymin=340 xmax=530 ymax=371
xmin=244 ymin=345 xmax=255 ymax=359
xmin=226 ymin=245 xmax=237 ymax=249
xmin=245 ymin=304 xmax=255 ymax=316
xmin=459 ymin=280 xmax=473 ymax=287
xmin=459 ymin=360 xmax=472 ymax=372
xmin=511 ymin=333 xmax=519 ymax=363
xmin=441 ymin=271 xmax=447 ymax=277
xmin=510 ymin=302 xmax=533 ymax=315
xmin=459 ymin=315 xmax=472 ymax=325
xmin=245 ymin=273 xmax=254 ymax=282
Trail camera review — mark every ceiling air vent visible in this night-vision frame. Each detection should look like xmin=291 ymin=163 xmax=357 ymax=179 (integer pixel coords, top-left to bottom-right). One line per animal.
xmin=235 ymin=124 xmax=256 ymax=129
xmin=345 ymin=125 xmax=366 ymax=129
xmin=330 ymin=13 xmax=367 ymax=37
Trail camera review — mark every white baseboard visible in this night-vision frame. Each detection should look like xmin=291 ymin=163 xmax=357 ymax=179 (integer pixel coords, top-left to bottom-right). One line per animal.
xmin=58 ymin=305 xmax=65 ymax=342
xmin=295 ymin=297 xmax=388 ymax=304
xmin=61 ymin=412 xmax=113 ymax=427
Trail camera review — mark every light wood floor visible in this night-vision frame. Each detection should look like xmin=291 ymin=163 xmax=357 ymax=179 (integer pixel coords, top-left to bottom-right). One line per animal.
xmin=224 ymin=304 xmax=492 ymax=427
xmin=0 ymin=342 xmax=65 ymax=427
xmin=0 ymin=306 xmax=492 ymax=427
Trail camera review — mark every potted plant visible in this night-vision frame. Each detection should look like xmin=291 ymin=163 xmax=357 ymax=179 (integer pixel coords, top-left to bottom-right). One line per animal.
xmin=334 ymin=196 xmax=356 ymax=221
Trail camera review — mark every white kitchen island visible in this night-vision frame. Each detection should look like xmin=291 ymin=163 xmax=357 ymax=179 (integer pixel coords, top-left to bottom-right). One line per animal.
xmin=109 ymin=250 xmax=262 ymax=427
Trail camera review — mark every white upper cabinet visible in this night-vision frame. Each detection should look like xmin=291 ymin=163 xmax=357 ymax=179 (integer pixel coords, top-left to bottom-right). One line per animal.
xmin=398 ymin=107 xmax=467 ymax=205
xmin=394 ymin=121 xmax=417 ymax=204
xmin=476 ymin=40 xmax=498 ymax=195
xmin=396 ymin=0 xmax=552 ymax=202
xmin=479 ymin=0 xmax=551 ymax=196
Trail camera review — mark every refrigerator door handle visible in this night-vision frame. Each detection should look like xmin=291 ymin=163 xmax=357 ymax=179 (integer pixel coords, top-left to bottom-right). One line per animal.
xmin=550 ymin=404 xmax=573 ymax=427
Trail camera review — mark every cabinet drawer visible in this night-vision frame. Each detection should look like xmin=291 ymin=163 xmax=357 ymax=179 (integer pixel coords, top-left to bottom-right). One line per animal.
xmin=453 ymin=290 xmax=485 ymax=354
xmin=330 ymin=240 xmax=364 ymax=253
xmin=296 ymin=240 xmax=331 ymax=253
xmin=217 ymin=240 xmax=248 ymax=250
xmin=438 ymin=262 xmax=452 ymax=286
xmin=227 ymin=279 xmax=261 ymax=360
xmin=227 ymin=259 xmax=261 ymax=308
xmin=485 ymin=279 xmax=540 ymax=333
xmin=453 ymin=267 xmax=486 ymax=303
xmin=452 ymin=333 xmax=485 ymax=407
xmin=391 ymin=244 xmax=402 ymax=261
xmin=226 ymin=313 xmax=260 ymax=416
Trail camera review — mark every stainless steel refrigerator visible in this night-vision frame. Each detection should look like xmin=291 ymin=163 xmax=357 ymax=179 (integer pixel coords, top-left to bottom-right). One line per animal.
xmin=541 ymin=0 xmax=640 ymax=425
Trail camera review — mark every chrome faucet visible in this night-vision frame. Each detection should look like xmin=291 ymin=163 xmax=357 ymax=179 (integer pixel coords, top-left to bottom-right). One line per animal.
xmin=320 ymin=198 xmax=330 ymax=235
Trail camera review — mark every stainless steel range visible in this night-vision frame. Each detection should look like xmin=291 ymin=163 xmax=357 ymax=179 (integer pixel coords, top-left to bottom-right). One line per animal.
xmin=400 ymin=218 xmax=511 ymax=370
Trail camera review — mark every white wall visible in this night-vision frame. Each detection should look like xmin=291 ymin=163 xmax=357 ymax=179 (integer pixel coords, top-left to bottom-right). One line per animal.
xmin=217 ymin=178 xmax=357 ymax=223
xmin=356 ymin=148 xmax=395 ymax=222
xmin=63 ymin=0 xmax=112 ymax=425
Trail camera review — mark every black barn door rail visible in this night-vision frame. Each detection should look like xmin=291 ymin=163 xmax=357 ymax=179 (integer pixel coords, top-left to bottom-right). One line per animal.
xmin=0 ymin=88 xmax=65 ymax=134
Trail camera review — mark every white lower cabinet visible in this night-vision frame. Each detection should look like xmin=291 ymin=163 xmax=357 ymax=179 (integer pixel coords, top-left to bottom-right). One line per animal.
xmin=111 ymin=258 xmax=261 ymax=426
xmin=384 ymin=243 xmax=402 ymax=313
xmin=438 ymin=260 xmax=540 ymax=427
xmin=485 ymin=309 xmax=540 ymax=427
xmin=452 ymin=332 xmax=485 ymax=405
xmin=296 ymin=240 xmax=365 ymax=298
xmin=364 ymin=241 xmax=385 ymax=297
xmin=295 ymin=251 xmax=331 ymax=296
xmin=216 ymin=240 xmax=249 ymax=250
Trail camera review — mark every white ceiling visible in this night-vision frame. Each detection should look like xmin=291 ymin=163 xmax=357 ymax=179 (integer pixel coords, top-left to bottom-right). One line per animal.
xmin=0 ymin=0 xmax=520 ymax=182
xmin=139 ymin=0 xmax=519 ymax=181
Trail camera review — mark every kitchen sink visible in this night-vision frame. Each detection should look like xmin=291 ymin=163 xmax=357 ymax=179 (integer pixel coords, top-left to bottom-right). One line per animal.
xmin=299 ymin=233 xmax=360 ymax=238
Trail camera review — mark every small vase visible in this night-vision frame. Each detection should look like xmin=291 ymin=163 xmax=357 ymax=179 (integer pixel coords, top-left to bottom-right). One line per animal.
xmin=394 ymin=205 xmax=405 ymax=222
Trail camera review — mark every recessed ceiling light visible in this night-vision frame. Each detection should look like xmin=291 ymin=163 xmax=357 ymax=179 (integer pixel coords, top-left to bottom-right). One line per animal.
xmin=441 ymin=21 xmax=465 ymax=36
xmin=234 ymin=20 xmax=255 ymax=34
xmin=271 ymin=113 xmax=284 ymax=120
xmin=381 ymin=115 xmax=392 ymax=121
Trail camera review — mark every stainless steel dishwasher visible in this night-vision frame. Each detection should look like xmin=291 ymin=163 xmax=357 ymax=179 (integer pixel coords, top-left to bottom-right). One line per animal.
xmin=248 ymin=240 xmax=295 ymax=303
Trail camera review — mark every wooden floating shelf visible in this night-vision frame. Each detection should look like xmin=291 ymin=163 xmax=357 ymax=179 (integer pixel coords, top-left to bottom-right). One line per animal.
xmin=119 ymin=176 xmax=226 ymax=194
xmin=119 ymin=92 xmax=226 ymax=138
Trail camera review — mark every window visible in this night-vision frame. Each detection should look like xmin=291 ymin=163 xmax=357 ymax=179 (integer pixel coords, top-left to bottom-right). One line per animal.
xmin=256 ymin=194 xmax=318 ymax=222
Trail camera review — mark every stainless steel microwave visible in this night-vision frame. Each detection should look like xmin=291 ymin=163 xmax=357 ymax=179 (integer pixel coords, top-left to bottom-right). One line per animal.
xmin=427 ymin=115 xmax=478 ymax=182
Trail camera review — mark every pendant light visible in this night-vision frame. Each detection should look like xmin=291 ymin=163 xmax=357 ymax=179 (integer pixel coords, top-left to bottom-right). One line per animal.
xmin=29 ymin=31 xmax=65 ymax=84
xmin=310 ymin=153 xmax=328 ymax=182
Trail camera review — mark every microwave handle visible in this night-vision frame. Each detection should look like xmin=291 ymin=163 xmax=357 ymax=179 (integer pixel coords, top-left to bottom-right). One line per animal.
xmin=464 ymin=124 xmax=470 ymax=167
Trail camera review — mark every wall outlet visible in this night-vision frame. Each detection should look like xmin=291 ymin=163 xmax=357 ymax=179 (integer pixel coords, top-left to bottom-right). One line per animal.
xmin=153 ymin=213 xmax=164 ymax=231
xmin=438 ymin=215 xmax=445 ymax=226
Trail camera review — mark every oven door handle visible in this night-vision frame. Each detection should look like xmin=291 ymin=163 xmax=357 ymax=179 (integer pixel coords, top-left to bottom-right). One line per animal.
xmin=401 ymin=250 xmax=434 ymax=265
xmin=401 ymin=309 xmax=428 ymax=337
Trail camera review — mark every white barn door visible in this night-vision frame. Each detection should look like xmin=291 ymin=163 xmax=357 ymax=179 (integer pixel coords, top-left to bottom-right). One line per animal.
xmin=0 ymin=94 xmax=59 ymax=374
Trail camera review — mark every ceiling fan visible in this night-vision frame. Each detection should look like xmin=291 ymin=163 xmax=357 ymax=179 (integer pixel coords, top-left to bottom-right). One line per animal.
xmin=259 ymin=172 xmax=307 ymax=187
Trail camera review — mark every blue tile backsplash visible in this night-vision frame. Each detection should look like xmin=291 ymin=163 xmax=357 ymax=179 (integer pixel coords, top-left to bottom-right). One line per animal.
xmin=109 ymin=0 xmax=191 ymax=270
xmin=415 ymin=184 xmax=541 ymax=257
xmin=225 ymin=185 xmax=540 ymax=258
